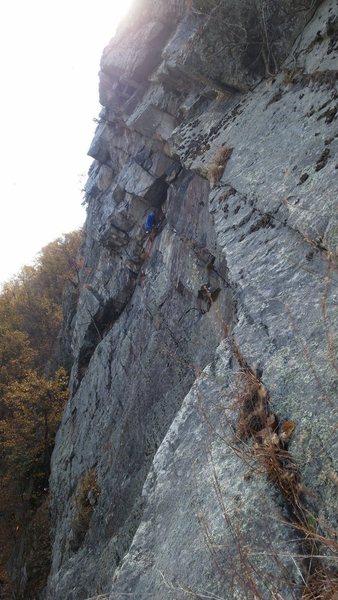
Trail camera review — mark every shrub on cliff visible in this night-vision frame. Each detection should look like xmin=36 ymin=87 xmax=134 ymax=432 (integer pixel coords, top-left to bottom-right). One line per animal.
xmin=0 ymin=230 xmax=83 ymax=368
xmin=0 ymin=368 xmax=68 ymax=496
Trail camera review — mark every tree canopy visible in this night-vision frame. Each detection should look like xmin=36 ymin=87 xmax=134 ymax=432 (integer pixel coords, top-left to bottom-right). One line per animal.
xmin=0 ymin=229 xmax=83 ymax=598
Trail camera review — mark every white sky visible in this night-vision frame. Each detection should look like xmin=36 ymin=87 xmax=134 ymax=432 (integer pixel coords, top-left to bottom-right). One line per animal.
xmin=0 ymin=0 xmax=134 ymax=286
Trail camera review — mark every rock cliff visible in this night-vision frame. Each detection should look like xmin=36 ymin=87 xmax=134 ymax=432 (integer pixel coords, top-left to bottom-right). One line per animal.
xmin=47 ymin=0 xmax=338 ymax=598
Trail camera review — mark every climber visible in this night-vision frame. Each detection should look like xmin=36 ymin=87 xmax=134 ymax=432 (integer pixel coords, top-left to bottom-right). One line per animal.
xmin=141 ymin=209 xmax=159 ymax=261
xmin=144 ymin=209 xmax=157 ymax=233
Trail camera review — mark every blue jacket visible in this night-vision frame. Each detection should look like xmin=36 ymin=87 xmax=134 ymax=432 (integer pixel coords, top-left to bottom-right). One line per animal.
xmin=144 ymin=211 xmax=156 ymax=232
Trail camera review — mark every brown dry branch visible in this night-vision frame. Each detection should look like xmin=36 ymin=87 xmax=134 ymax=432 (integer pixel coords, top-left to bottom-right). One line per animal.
xmin=301 ymin=568 xmax=338 ymax=600
xmin=209 ymin=455 xmax=270 ymax=599
xmin=193 ymin=329 xmax=337 ymax=599
xmin=131 ymin=311 xmax=338 ymax=600
xmin=229 ymin=342 xmax=338 ymax=599
xmin=204 ymin=452 xmax=300 ymax=600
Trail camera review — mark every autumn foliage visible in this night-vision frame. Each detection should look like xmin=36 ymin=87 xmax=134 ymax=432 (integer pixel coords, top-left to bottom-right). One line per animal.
xmin=0 ymin=230 xmax=82 ymax=598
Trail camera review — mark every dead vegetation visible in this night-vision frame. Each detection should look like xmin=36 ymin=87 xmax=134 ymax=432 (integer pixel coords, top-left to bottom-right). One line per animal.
xmin=229 ymin=338 xmax=338 ymax=600
xmin=189 ymin=303 xmax=338 ymax=600
xmin=301 ymin=569 xmax=338 ymax=600
xmin=207 ymin=146 xmax=233 ymax=187
xmin=173 ymin=218 xmax=338 ymax=600
xmin=283 ymin=68 xmax=338 ymax=89
xmin=70 ymin=468 xmax=100 ymax=552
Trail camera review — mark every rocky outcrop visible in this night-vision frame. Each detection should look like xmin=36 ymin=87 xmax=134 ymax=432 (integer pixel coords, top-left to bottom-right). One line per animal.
xmin=47 ymin=0 xmax=338 ymax=598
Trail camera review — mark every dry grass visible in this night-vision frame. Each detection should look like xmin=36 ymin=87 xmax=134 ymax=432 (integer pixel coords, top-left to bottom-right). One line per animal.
xmin=301 ymin=568 xmax=338 ymax=600
xmin=228 ymin=338 xmax=338 ymax=600
xmin=70 ymin=468 xmax=100 ymax=552
xmin=207 ymin=146 xmax=233 ymax=187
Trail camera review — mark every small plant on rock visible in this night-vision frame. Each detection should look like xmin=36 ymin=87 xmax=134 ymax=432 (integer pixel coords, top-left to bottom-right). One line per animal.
xmin=207 ymin=146 xmax=233 ymax=187
xmin=70 ymin=468 xmax=100 ymax=552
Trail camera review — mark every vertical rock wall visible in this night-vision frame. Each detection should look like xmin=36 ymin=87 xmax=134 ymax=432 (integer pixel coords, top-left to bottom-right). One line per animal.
xmin=47 ymin=0 xmax=338 ymax=598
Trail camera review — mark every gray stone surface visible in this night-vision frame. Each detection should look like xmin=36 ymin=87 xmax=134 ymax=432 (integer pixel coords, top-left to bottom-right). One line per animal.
xmin=47 ymin=0 xmax=338 ymax=598
xmin=161 ymin=0 xmax=321 ymax=92
xmin=47 ymin=167 xmax=233 ymax=599
xmin=108 ymin=346 xmax=304 ymax=600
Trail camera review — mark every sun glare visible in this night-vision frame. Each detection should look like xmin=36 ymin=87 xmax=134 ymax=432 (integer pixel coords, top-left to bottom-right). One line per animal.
xmin=98 ymin=0 xmax=136 ymax=42
xmin=0 ymin=0 xmax=137 ymax=287
xmin=113 ymin=0 xmax=135 ymax=25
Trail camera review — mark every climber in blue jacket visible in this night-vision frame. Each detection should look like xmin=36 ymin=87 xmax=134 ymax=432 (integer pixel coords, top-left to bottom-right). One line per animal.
xmin=144 ymin=209 xmax=157 ymax=233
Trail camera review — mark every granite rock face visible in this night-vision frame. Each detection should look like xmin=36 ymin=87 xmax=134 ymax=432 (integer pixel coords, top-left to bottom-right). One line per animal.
xmin=47 ymin=0 xmax=338 ymax=598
